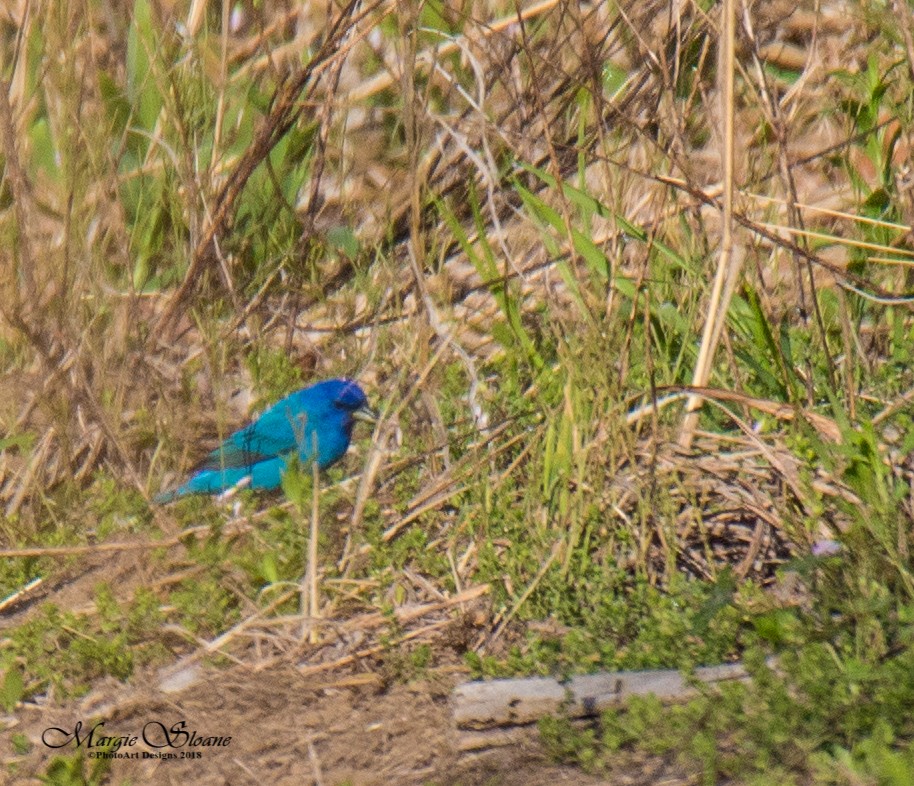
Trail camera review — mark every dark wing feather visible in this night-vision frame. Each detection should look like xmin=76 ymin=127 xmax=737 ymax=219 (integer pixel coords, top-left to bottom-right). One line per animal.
xmin=195 ymin=402 xmax=310 ymax=471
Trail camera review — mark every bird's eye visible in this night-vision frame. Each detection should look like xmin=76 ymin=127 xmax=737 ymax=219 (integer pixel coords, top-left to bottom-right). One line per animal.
xmin=334 ymin=394 xmax=364 ymax=411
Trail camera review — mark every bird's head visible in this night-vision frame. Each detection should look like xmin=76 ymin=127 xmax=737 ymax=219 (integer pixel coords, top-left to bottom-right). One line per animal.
xmin=326 ymin=379 xmax=377 ymax=425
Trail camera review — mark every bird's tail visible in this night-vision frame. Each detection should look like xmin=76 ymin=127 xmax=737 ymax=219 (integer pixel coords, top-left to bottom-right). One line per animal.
xmin=153 ymin=466 xmax=259 ymax=504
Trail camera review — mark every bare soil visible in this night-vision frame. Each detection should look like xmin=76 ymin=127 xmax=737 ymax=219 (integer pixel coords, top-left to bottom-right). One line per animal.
xmin=1 ymin=542 xmax=697 ymax=785
xmin=5 ymin=663 xmax=697 ymax=785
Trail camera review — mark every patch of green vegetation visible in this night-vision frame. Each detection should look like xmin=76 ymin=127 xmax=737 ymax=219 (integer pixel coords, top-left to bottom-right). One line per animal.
xmin=1 ymin=668 xmax=25 ymax=713
xmin=169 ymin=573 xmax=240 ymax=639
xmin=0 ymin=473 xmax=159 ymax=598
xmin=0 ymin=557 xmax=41 ymax=614
xmin=529 ymin=524 xmax=914 ymax=781
xmin=540 ymin=629 xmax=914 ymax=785
xmin=233 ymin=505 xmax=308 ymax=591
xmin=467 ymin=575 xmax=744 ymax=679
xmin=36 ymin=745 xmax=114 ymax=786
xmin=11 ymin=731 xmax=30 ymax=755
xmin=245 ymin=345 xmax=306 ymax=407
xmin=381 ymin=642 xmax=434 ymax=683
xmin=84 ymin=478 xmax=152 ymax=541
xmin=2 ymin=583 xmax=166 ymax=700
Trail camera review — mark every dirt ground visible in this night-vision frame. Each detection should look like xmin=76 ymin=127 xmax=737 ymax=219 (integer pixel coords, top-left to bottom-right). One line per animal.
xmin=5 ymin=663 xmax=698 ymax=785
xmin=0 ymin=543 xmax=698 ymax=785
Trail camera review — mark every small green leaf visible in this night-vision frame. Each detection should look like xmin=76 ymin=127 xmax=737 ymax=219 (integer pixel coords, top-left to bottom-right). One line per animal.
xmin=28 ymin=119 xmax=58 ymax=179
xmin=261 ymin=553 xmax=279 ymax=584
xmin=1 ymin=667 xmax=24 ymax=712
xmin=127 ymin=0 xmax=163 ymax=133
xmin=327 ymin=225 xmax=360 ymax=259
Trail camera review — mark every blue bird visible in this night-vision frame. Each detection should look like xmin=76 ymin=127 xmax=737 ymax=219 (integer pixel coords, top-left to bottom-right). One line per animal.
xmin=155 ymin=378 xmax=374 ymax=503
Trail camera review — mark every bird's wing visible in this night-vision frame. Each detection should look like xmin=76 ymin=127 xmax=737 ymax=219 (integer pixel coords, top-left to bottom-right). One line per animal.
xmin=196 ymin=403 xmax=312 ymax=470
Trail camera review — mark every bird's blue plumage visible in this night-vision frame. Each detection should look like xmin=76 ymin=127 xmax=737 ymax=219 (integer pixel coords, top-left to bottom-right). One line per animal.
xmin=155 ymin=379 xmax=371 ymax=503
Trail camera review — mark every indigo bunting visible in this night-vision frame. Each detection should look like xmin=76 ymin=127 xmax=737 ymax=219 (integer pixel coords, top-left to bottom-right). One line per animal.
xmin=155 ymin=378 xmax=373 ymax=503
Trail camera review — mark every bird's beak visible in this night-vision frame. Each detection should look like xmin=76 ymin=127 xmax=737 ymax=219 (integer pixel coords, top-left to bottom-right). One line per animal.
xmin=353 ymin=404 xmax=378 ymax=424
